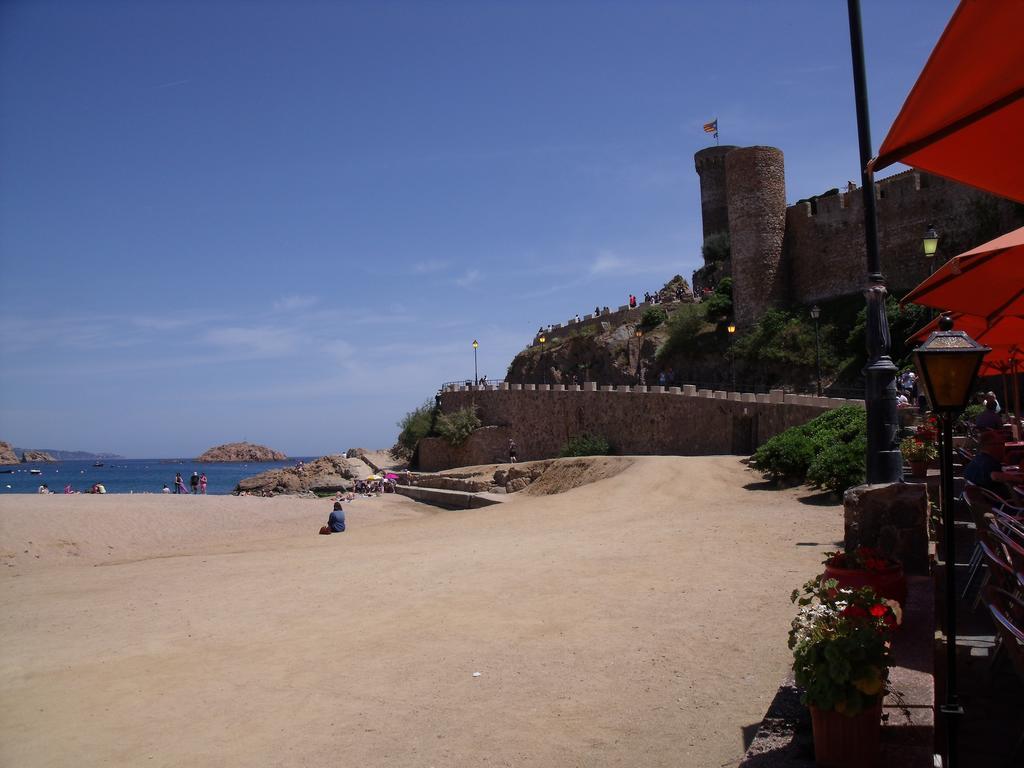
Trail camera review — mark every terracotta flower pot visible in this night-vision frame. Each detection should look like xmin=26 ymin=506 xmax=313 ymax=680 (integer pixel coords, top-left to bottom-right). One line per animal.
xmin=823 ymin=561 xmax=907 ymax=610
xmin=810 ymin=698 xmax=883 ymax=767
xmin=908 ymin=459 xmax=928 ymax=478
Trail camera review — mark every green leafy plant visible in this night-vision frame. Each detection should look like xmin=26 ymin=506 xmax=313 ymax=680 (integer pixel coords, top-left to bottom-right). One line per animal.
xmin=639 ymin=306 xmax=668 ymax=330
xmin=899 ymin=435 xmax=938 ymax=462
xmin=435 ymin=405 xmax=482 ymax=447
xmin=656 ymin=304 xmax=711 ymax=360
xmin=559 ymin=433 xmax=611 ymax=457
xmin=704 ymin=276 xmax=733 ymax=319
xmin=751 ymin=406 xmax=866 ymax=487
xmin=789 ymin=578 xmax=900 ymax=715
xmin=701 ymin=232 xmax=731 ymax=263
xmin=806 ymin=434 xmax=867 ymax=494
xmin=394 ymin=401 xmax=437 ymax=458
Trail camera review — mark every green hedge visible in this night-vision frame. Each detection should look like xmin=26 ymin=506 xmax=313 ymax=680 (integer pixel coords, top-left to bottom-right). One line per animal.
xmin=751 ymin=406 xmax=866 ymax=493
xmin=560 ymin=434 xmax=611 ymax=457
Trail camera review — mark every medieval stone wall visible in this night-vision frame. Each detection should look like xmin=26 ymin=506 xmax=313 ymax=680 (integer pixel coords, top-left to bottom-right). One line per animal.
xmin=785 ymin=170 xmax=1024 ymax=304
xmin=694 ymin=145 xmax=1024 ymax=316
xmin=422 ymin=386 xmax=858 ymax=471
xmin=694 ymin=145 xmax=737 ymax=245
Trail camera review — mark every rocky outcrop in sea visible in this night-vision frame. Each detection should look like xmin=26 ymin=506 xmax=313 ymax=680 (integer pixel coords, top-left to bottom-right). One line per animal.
xmin=21 ymin=450 xmax=56 ymax=463
xmin=0 ymin=441 xmax=20 ymax=465
xmin=235 ymin=454 xmax=358 ymax=496
xmin=197 ymin=442 xmax=287 ymax=462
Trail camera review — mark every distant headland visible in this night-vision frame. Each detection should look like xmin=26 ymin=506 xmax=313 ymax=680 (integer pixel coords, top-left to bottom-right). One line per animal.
xmin=196 ymin=442 xmax=287 ymax=463
xmin=1 ymin=440 xmax=122 ymax=464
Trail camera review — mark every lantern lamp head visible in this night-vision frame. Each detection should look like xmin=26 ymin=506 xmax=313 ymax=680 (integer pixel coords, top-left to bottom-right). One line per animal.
xmin=472 ymin=340 xmax=478 ymax=349
xmin=727 ymin=323 xmax=736 ymax=334
xmin=923 ymin=224 xmax=939 ymax=258
xmin=810 ymin=305 xmax=821 ymax=320
xmin=912 ymin=314 xmax=990 ymax=411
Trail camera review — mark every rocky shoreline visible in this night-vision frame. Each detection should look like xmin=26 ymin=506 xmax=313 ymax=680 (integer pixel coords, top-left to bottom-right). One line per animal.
xmin=197 ymin=442 xmax=287 ymax=463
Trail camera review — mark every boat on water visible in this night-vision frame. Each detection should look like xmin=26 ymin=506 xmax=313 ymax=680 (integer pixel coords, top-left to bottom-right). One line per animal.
xmin=29 ymin=469 xmax=42 ymax=475
xmin=0 ymin=469 xmax=13 ymax=474
xmin=93 ymin=461 xmax=104 ymax=467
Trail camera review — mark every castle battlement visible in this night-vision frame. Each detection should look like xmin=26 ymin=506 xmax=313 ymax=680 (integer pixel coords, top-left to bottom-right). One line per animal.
xmin=695 ymin=145 xmax=1024 ymax=317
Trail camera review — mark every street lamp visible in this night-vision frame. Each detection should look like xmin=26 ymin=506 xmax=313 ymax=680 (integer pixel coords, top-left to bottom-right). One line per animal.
xmin=537 ymin=335 xmax=546 ymax=385
xmin=923 ymin=224 xmax=939 ymax=274
xmin=912 ymin=314 xmax=990 ymax=768
xmin=472 ymin=339 xmax=479 ymax=386
xmin=810 ymin=305 xmax=822 ymax=396
xmin=727 ymin=322 xmax=736 ymax=390
xmin=630 ymin=327 xmax=638 ymax=385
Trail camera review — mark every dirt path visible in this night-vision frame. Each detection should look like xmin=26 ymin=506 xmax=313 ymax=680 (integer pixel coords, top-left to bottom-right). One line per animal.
xmin=0 ymin=456 xmax=842 ymax=767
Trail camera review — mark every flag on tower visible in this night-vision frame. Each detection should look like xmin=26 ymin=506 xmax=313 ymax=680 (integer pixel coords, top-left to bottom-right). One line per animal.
xmin=703 ymin=119 xmax=718 ymax=138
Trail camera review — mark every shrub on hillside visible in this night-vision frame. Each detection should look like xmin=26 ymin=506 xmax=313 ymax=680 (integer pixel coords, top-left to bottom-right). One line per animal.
xmin=751 ymin=406 xmax=866 ymax=491
xmin=560 ymin=433 xmax=611 ymax=457
xmin=394 ymin=401 xmax=436 ymax=458
xmin=640 ymin=306 xmax=668 ymax=330
xmin=702 ymin=232 xmax=731 ymax=263
xmin=435 ymin=405 xmax=482 ymax=447
xmin=704 ymin=277 xmax=733 ymax=319
xmin=656 ymin=304 xmax=709 ymax=360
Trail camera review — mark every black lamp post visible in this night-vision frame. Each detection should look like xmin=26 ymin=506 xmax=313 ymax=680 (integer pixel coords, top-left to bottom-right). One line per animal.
xmin=923 ymin=224 xmax=940 ymax=275
xmin=913 ymin=314 xmax=990 ymax=768
xmin=472 ymin=339 xmax=479 ymax=385
xmin=811 ymin=305 xmax=822 ymax=396
xmin=847 ymin=0 xmax=903 ymax=484
xmin=727 ymin=322 xmax=736 ymax=390
xmin=537 ymin=334 xmax=546 ymax=385
xmin=634 ymin=328 xmax=644 ymax=384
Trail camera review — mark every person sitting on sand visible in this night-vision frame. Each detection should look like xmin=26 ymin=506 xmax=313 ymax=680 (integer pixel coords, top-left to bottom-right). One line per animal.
xmin=162 ymin=484 xmax=171 ymax=494
xmin=319 ymin=501 xmax=346 ymax=535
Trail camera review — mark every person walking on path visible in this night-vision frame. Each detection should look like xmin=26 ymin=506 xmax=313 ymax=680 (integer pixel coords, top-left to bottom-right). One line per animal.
xmin=508 ymin=438 xmax=518 ymax=464
xmin=174 ymin=472 xmax=189 ymax=494
xmin=199 ymin=472 xmax=208 ymax=494
xmin=190 ymin=472 xmax=200 ymax=494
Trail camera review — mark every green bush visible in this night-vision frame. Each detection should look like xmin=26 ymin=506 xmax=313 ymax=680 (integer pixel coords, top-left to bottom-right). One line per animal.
xmin=656 ymin=304 xmax=710 ymax=360
xmin=560 ymin=433 xmax=611 ymax=457
xmin=751 ymin=406 xmax=866 ymax=490
xmin=435 ymin=405 xmax=482 ymax=447
xmin=394 ymin=401 xmax=436 ymax=458
xmin=704 ymin=277 xmax=733 ymax=319
xmin=958 ymin=403 xmax=984 ymax=430
xmin=702 ymin=232 xmax=731 ymax=263
xmin=640 ymin=306 xmax=668 ymax=330
xmin=807 ymin=435 xmax=867 ymax=494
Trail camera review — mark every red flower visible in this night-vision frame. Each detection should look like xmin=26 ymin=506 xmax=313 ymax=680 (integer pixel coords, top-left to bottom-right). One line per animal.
xmin=869 ymin=604 xmax=887 ymax=617
xmin=842 ymin=605 xmax=869 ymax=619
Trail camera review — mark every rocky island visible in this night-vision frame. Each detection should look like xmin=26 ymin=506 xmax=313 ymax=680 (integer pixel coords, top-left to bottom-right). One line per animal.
xmin=235 ymin=454 xmax=357 ymax=496
xmin=21 ymin=450 xmax=57 ymax=463
xmin=196 ymin=442 xmax=287 ymax=463
xmin=0 ymin=441 xmax=20 ymax=465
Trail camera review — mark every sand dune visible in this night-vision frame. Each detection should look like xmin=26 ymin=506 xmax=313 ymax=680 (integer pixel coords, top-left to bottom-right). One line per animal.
xmin=0 ymin=456 xmax=842 ymax=767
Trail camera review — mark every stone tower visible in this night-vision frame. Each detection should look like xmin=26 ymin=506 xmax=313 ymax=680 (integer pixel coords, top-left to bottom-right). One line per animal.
xmin=694 ymin=145 xmax=738 ymax=250
xmin=725 ymin=146 xmax=787 ymax=328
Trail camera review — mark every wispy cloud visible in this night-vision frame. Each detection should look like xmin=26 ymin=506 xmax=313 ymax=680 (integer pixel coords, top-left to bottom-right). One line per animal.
xmin=455 ymin=269 xmax=481 ymax=288
xmin=272 ymin=294 xmax=319 ymax=312
xmin=413 ymin=259 xmax=450 ymax=274
xmin=155 ymin=79 xmax=190 ymax=89
xmin=203 ymin=326 xmax=303 ymax=358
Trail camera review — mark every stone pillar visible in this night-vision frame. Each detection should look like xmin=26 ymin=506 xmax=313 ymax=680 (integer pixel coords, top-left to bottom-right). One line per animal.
xmin=844 ymin=483 xmax=930 ymax=575
xmin=694 ymin=145 xmax=739 ymax=245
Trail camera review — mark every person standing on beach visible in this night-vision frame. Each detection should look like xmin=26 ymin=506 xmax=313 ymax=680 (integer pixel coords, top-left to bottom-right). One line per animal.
xmin=199 ymin=473 xmax=208 ymax=494
xmin=174 ymin=473 xmax=189 ymax=494
xmin=190 ymin=472 xmax=200 ymax=494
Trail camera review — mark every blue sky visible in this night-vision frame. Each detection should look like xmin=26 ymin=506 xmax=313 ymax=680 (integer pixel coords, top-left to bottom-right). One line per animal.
xmin=0 ymin=0 xmax=957 ymax=457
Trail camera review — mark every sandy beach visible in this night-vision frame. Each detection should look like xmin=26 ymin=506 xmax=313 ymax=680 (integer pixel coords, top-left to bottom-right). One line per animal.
xmin=1 ymin=456 xmax=842 ymax=767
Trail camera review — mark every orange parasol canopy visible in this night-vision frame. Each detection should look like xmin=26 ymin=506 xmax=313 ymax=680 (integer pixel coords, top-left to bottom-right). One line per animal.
xmin=907 ymin=312 xmax=1023 ymax=375
xmin=900 ymin=226 xmax=1024 ymax=320
xmin=870 ymin=0 xmax=1024 ymax=203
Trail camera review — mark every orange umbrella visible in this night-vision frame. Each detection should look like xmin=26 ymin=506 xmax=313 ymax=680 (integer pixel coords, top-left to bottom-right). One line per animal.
xmin=900 ymin=226 xmax=1024 ymax=320
xmin=870 ymin=1 xmax=1024 ymax=203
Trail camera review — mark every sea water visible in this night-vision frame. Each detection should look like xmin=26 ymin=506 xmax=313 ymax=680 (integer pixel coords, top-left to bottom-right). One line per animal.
xmin=0 ymin=458 xmax=317 ymax=495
